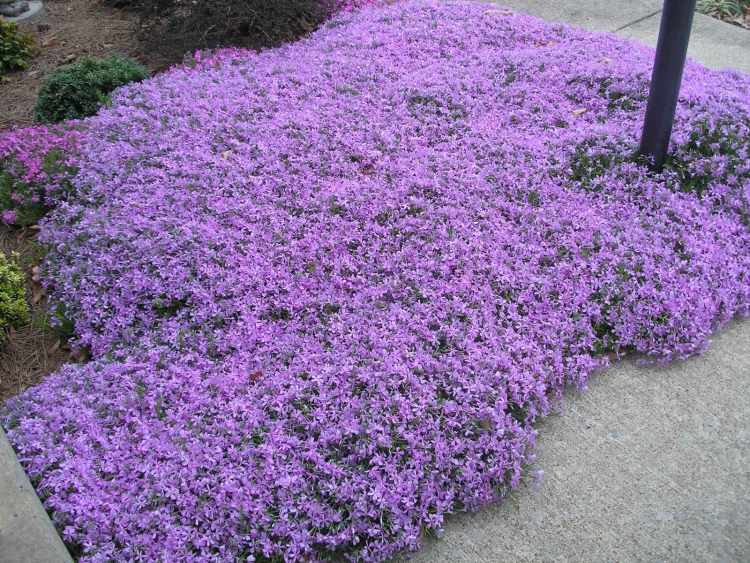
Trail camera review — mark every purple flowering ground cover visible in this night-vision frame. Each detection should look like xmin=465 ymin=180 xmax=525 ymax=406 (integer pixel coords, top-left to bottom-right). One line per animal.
xmin=2 ymin=0 xmax=750 ymax=560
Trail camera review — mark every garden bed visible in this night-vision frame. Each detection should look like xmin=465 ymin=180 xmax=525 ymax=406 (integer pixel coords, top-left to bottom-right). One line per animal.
xmin=0 ymin=226 xmax=71 ymax=403
xmin=1 ymin=1 xmax=749 ymax=561
xmin=0 ymin=0 xmax=150 ymax=130
xmin=0 ymin=0 xmax=367 ymax=405
xmin=698 ymin=0 xmax=750 ymax=29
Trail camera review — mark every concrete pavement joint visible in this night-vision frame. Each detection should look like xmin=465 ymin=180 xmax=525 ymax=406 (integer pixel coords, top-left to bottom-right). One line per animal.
xmin=611 ymin=9 xmax=662 ymax=33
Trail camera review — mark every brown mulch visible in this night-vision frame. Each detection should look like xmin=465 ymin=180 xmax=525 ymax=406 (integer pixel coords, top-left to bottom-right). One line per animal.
xmin=1 ymin=0 xmax=172 ymax=131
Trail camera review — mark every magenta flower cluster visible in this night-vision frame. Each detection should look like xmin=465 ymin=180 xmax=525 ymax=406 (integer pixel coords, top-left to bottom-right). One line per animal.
xmin=3 ymin=1 xmax=750 ymax=561
xmin=0 ymin=124 xmax=82 ymax=225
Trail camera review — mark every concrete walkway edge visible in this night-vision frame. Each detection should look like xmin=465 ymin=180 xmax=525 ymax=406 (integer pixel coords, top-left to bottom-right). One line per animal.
xmin=0 ymin=427 xmax=73 ymax=562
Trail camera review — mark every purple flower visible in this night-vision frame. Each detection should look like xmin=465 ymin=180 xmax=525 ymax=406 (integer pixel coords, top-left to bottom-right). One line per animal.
xmin=1 ymin=1 xmax=749 ymax=561
xmin=1 ymin=210 xmax=17 ymax=225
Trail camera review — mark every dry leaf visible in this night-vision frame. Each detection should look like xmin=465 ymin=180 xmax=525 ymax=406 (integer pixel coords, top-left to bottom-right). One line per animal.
xmin=32 ymin=287 xmax=45 ymax=305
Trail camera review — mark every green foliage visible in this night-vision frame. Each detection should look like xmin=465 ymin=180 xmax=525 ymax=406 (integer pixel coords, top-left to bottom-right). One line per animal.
xmin=0 ymin=252 xmax=30 ymax=337
xmin=0 ymin=171 xmax=46 ymax=226
xmin=568 ymin=138 xmax=631 ymax=191
xmin=569 ymin=116 xmax=749 ymax=200
xmin=52 ymin=302 xmax=76 ymax=341
xmin=566 ymin=75 xmax=646 ymax=111
xmin=0 ymin=19 xmax=34 ymax=74
xmin=0 ymin=149 xmax=76 ymax=227
xmin=664 ymin=116 xmax=750 ymax=197
xmin=35 ymin=55 xmax=149 ymax=123
xmin=697 ymin=0 xmax=749 ymax=19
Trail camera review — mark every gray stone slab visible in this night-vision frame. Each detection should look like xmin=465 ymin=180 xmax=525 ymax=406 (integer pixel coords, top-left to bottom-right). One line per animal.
xmin=617 ymin=11 xmax=750 ymax=73
xmin=0 ymin=428 xmax=73 ymax=563
xmin=2 ymin=0 xmax=44 ymax=22
xmin=495 ymin=0 xmax=662 ymax=32
xmin=402 ymin=320 xmax=750 ymax=562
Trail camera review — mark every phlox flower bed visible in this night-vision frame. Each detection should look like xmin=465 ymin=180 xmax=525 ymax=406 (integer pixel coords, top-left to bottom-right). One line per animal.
xmin=3 ymin=1 xmax=750 ymax=560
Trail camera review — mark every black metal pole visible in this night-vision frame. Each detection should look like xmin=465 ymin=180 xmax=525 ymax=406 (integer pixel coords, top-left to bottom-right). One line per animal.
xmin=638 ymin=0 xmax=697 ymax=170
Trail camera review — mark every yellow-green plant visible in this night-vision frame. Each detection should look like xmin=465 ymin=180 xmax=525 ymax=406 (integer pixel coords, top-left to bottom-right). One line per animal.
xmin=0 ymin=251 xmax=29 ymax=337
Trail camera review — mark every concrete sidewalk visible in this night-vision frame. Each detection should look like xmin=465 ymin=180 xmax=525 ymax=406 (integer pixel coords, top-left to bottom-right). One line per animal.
xmin=496 ymin=0 xmax=750 ymax=73
xmin=407 ymin=320 xmax=750 ymax=562
xmin=406 ymin=5 xmax=750 ymax=562
xmin=0 ymin=428 xmax=73 ymax=562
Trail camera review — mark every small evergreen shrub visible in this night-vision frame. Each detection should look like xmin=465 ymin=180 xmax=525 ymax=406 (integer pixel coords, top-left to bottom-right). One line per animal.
xmin=0 ymin=19 xmax=34 ymax=74
xmin=0 ymin=252 xmax=29 ymax=337
xmin=35 ymin=56 xmax=148 ymax=123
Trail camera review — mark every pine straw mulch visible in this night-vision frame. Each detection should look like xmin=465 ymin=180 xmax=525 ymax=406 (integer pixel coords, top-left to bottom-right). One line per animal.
xmin=0 ymin=226 xmax=76 ymax=404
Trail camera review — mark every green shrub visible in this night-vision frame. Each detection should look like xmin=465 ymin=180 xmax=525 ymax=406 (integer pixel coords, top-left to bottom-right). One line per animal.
xmin=0 ymin=19 xmax=34 ymax=74
xmin=0 ymin=252 xmax=29 ymax=337
xmin=35 ymin=55 xmax=149 ymax=123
